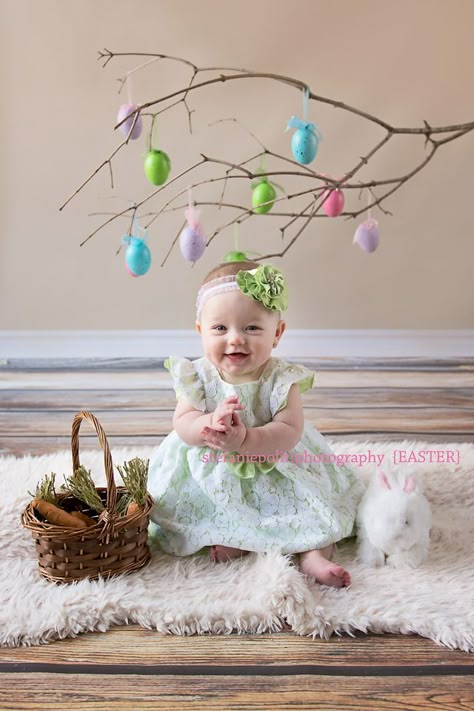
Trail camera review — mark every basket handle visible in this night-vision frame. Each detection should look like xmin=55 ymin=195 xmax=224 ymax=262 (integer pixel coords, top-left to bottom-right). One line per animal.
xmin=71 ymin=411 xmax=117 ymax=514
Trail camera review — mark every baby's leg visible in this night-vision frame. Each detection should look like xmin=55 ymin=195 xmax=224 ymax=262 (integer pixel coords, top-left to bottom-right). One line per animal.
xmin=210 ymin=545 xmax=249 ymax=563
xmin=299 ymin=544 xmax=351 ymax=588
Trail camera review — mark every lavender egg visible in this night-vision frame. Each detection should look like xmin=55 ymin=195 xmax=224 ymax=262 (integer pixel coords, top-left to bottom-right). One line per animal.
xmin=180 ymin=225 xmax=206 ymax=263
xmin=117 ymin=103 xmax=143 ymax=140
xmin=353 ymin=219 xmax=380 ymax=253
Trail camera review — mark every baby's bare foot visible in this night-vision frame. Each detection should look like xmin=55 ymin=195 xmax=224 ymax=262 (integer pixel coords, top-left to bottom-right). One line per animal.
xmin=299 ymin=550 xmax=351 ymax=588
xmin=210 ymin=545 xmax=248 ymax=563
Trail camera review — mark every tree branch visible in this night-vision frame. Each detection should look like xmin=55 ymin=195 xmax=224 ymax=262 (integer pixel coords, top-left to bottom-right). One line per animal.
xmin=62 ymin=51 xmax=474 ymax=260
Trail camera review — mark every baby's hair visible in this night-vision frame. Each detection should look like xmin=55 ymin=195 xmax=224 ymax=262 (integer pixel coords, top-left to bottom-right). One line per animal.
xmin=202 ymin=260 xmax=261 ymax=285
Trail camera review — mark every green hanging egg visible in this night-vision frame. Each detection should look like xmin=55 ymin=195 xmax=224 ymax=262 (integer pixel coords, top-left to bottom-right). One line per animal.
xmin=223 ymin=250 xmax=249 ymax=263
xmin=252 ymin=181 xmax=277 ymax=214
xmin=144 ymin=149 xmax=171 ymax=186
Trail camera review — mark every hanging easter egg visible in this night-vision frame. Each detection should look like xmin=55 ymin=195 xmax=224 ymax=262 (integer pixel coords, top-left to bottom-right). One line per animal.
xmin=122 ymin=235 xmax=151 ymax=276
xmin=125 ymin=264 xmax=140 ymax=278
xmin=286 ymin=117 xmax=320 ymax=165
xmin=179 ymin=198 xmax=206 ymax=263
xmin=252 ymin=180 xmax=277 ymax=214
xmin=144 ymin=149 xmax=171 ymax=186
xmin=180 ymin=225 xmax=206 ymax=263
xmin=353 ymin=219 xmax=380 ymax=253
xmin=117 ymin=103 xmax=143 ymax=140
xmin=291 ymin=127 xmax=319 ymax=164
xmin=223 ymin=250 xmax=249 ymax=263
xmin=322 ymin=188 xmax=345 ymax=217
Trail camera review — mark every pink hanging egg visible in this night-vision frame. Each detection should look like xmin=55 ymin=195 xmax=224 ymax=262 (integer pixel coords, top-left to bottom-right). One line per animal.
xmin=353 ymin=219 xmax=380 ymax=253
xmin=125 ymin=265 xmax=139 ymax=277
xmin=180 ymin=225 xmax=206 ymax=263
xmin=322 ymin=188 xmax=345 ymax=217
xmin=117 ymin=103 xmax=143 ymax=140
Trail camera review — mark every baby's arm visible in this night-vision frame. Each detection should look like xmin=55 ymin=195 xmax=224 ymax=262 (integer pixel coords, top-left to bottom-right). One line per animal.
xmin=238 ymin=383 xmax=304 ymax=456
xmin=173 ymin=395 xmax=244 ymax=446
xmin=173 ymin=397 xmax=214 ymax=447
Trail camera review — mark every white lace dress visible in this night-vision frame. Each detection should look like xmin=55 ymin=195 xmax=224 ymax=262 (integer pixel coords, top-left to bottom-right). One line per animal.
xmin=148 ymin=356 xmax=363 ymax=555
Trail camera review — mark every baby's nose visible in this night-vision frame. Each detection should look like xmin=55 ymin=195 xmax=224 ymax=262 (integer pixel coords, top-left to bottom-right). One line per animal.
xmin=228 ymin=329 xmax=245 ymax=345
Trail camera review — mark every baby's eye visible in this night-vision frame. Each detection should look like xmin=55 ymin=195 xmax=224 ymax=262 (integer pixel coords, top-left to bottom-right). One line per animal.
xmin=246 ymin=325 xmax=260 ymax=331
xmin=213 ymin=325 xmax=227 ymax=332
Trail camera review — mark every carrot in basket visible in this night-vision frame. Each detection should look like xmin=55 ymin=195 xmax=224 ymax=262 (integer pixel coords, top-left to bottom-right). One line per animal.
xmin=70 ymin=510 xmax=97 ymax=527
xmin=127 ymin=501 xmax=143 ymax=517
xmin=31 ymin=499 xmax=87 ymax=529
xmin=116 ymin=457 xmax=150 ymax=517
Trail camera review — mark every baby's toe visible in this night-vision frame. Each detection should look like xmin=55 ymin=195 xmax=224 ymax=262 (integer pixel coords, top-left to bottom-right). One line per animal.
xmin=330 ymin=563 xmax=350 ymax=588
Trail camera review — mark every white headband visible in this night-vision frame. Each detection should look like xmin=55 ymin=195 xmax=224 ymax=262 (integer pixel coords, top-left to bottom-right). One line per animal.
xmin=195 ymin=275 xmax=240 ymax=320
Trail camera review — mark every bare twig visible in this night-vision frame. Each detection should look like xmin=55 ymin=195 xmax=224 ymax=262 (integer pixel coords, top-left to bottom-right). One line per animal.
xmin=161 ymin=219 xmax=187 ymax=267
xmin=64 ymin=51 xmax=474 ymax=259
xmin=80 ymin=158 xmax=207 ymax=246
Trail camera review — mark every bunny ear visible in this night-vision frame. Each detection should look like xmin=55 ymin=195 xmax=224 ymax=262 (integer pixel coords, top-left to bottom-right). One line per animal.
xmin=376 ymin=468 xmax=392 ymax=490
xmin=403 ymin=475 xmax=417 ymax=493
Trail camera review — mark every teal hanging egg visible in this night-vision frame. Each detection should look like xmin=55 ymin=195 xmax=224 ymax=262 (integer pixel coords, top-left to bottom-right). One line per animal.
xmin=291 ymin=125 xmax=319 ymax=164
xmin=122 ymin=235 xmax=151 ymax=276
xmin=286 ymin=116 xmax=320 ymax=165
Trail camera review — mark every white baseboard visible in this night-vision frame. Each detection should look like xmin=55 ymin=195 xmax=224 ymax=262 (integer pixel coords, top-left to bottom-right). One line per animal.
xmin=0 ymin=330 xmax=473 ymax=359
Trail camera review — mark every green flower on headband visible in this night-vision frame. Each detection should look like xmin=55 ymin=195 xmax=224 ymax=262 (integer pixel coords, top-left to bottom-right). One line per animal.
xmin=236 ymin=265 xmax=288 ymax=311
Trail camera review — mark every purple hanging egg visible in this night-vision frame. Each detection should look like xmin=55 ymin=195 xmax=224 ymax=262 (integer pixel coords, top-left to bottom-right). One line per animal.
xmin=117 ymin=103 xmax=143 ymax=140
xmin=180 ymin=225 xmax=206 ymax=263
xmin=353 ymin=219 xmax=380 ymax=253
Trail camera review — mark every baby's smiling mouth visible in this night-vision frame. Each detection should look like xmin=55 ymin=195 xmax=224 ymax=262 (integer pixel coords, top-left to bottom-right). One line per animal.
xmin=225 ymin=352 xmax=248 ymax=360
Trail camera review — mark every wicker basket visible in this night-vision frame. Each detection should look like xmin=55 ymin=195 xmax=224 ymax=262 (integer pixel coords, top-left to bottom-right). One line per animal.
xmin=22 ymin=411 xmax=155 ymax=584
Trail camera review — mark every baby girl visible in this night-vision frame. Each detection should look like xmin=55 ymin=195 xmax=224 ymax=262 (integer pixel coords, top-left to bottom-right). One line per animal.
xmin=148 ymin=259 xmax=363 ymax=587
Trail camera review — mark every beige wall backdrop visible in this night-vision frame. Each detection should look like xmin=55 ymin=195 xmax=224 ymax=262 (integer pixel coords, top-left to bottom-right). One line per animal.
xmin=1 ymin=0 xmax=473 ymax=330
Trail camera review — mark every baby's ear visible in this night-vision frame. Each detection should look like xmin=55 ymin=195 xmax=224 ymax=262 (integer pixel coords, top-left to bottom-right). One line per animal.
xmin=195 ymin=321 xmax=201 ymax=335
xmin=274 ymin=319 xmax=286 ymax=344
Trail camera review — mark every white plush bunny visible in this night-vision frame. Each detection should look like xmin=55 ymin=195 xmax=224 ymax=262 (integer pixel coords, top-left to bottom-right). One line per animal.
xmin=356 ymin=467 xmax=432 ymax=568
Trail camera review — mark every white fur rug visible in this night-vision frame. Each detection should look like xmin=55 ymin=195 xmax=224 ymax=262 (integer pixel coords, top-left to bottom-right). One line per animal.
xmin=1 ymin=441 xmax=473 ymax=651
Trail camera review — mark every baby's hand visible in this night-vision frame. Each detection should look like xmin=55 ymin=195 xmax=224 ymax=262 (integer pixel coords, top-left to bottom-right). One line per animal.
xmin=202 ymin=411 xmax=246 ymax=453
xmin=210 ymin=396 xmax=244 ymax=432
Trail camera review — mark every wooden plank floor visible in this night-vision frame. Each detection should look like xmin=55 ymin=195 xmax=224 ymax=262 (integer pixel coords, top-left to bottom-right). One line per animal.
xmin=1 ymin=357 xmax=473 ymax=710
xmin=1 ymin=357 xmax=474 ymax=455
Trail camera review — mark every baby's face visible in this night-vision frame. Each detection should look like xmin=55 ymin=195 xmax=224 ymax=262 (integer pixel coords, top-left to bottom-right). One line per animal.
xmin=196 ymin=289 xmax=285 ymax=384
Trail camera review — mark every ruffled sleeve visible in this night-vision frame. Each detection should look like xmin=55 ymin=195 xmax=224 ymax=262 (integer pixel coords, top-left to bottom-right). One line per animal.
xmin=269 ymin=361 xmax=315 ymax=417
xmin=164 ymin=356 xmax=206 ymax=412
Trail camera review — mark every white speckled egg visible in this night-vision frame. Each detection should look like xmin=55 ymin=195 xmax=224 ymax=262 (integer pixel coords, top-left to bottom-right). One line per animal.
xmin=180 ymin=225 xmax=206 ymax=263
